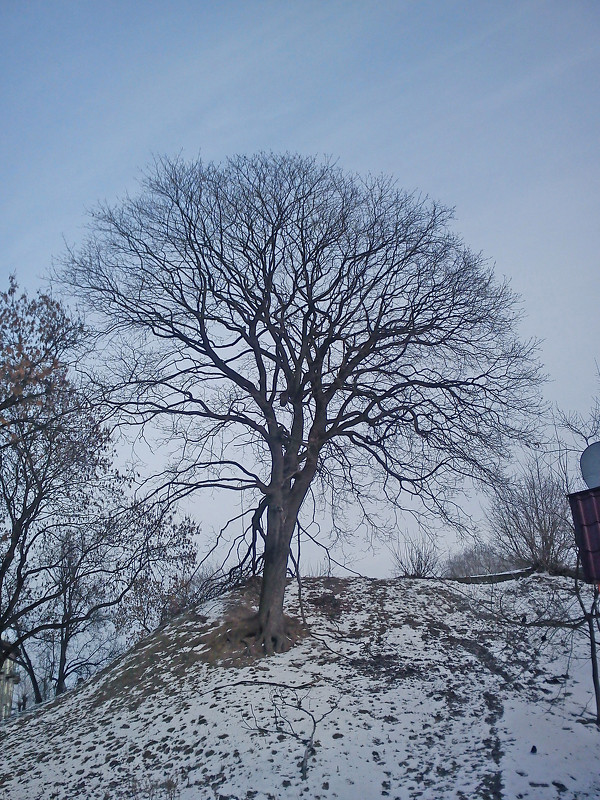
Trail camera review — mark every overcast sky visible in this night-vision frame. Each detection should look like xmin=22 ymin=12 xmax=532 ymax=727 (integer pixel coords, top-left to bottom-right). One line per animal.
xmin=1 ymin=1 xmax=599 ymax=568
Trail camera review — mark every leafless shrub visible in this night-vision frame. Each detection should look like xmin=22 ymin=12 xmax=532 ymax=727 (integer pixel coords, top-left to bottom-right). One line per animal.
xmin=390 ymin=534 xmax=440 ymax=578
xmin=444 ymin=540 xmax=511 ymax=579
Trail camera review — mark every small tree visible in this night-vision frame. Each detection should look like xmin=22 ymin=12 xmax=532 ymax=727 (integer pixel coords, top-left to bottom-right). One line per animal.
xmin=1 ymin=280 xmax=87 ymax=671
xmin=559 ymin=382 xmax=600 ymax=452
xmin=486 ymin=456 xmax=575 ymax=573
xmin=13 ymin=506 xmax=197 ymax=699
xmin=63 ymin=153 xmax=544 ymax=653
xmin=34 ymin=502 xmax=186 ymax=696
xmin=114 ymin=516 xmax=201 ymax=646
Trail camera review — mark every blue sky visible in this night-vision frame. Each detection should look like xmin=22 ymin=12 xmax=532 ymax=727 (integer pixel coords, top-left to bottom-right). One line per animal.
xmin=1 ymin=2 xmax=599 ymax=507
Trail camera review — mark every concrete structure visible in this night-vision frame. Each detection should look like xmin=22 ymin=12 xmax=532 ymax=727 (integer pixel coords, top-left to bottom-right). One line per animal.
xmin=0 ymin=647 xmax=20 ymax=720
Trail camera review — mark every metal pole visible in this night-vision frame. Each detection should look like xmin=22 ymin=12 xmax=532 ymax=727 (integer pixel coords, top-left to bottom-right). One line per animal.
xmin=587 ymin=585 xmax=600 ymax=727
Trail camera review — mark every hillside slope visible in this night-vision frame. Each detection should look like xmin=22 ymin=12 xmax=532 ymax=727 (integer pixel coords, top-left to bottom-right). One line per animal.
xmin=1 ymin=575 xmax=599 ymax=800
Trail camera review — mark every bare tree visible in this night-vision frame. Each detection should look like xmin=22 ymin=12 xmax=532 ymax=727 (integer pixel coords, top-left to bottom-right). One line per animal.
xmin=0 ymin=374 xmax=112 ymax=670
xmin=11 ymin=505 xmax=196 ymax=699
xmin=7 ymin=502 xmax=202 ymax=701
xmin=1 ymin=281 xmax=90 ymax=670
xmin=559 ymin=383 xmax=600 ymax=451
xmin=0 ymin=285 xmax=176 ymax=681
xmin=40 ymin=504 xmax=187 ymax=696
xmin=486 ymin=455 xmax=576 ymax=573
xmin=62 ymin=153 xmax=543 ymax=653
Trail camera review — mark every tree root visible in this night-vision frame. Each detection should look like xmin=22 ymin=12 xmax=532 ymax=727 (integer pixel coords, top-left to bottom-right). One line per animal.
xmin=241 ymin=614 xmax=299 ymax=656
xmin=221 ymin=609 xmax=304 ymax=657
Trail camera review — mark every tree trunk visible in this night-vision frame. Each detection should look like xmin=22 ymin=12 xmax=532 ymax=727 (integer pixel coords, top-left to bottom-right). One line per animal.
xmin=55 ymin=669 xmax=67 ymax=696
xmin=17 ymin=643 xmax=45 ymax=704
xmin=587 ymin=587 xmax=600 ymax=727
xmin=249 ymin=451 xmax=318 ymax=655
xmin=30 ymin=671 xmax=44 ymax=705
xmin=55 ymin=628 xmax=69 ymax=696
xmin=256 ymin=502 xmax=295 ymax=655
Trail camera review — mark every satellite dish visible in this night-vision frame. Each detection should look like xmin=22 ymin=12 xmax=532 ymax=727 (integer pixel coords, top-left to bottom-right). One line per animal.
xmin=581 ymin=442 xmax=600 ymax=489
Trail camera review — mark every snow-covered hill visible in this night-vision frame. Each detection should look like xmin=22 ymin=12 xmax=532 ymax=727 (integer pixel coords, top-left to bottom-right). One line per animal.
xmin=2 ymin=575 xmax=599 ymax=799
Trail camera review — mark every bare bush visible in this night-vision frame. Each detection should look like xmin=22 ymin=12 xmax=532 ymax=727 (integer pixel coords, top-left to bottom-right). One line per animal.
xmin=487 ymin=456 xmax=576 ymax=573
xmin=444 ymin=540 xmax=511 ymax=579
xmin=391 ymin=534 xmax=440 ymax=578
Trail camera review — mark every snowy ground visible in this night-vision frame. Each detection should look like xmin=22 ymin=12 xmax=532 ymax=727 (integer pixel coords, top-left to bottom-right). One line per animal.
xmin=1 ymin=574 xmax=600 ymax=800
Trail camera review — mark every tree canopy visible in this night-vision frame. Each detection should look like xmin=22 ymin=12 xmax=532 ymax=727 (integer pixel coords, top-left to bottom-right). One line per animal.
xmin=63 ymin=152 xmax=544 ymax=653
